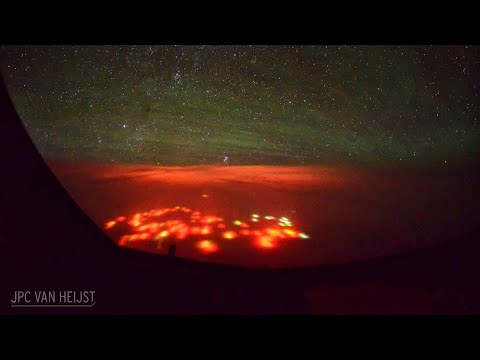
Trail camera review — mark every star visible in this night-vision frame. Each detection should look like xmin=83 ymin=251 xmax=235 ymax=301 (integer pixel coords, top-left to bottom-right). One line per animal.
xmin=1 ymin=44 xmax=478 ymax=166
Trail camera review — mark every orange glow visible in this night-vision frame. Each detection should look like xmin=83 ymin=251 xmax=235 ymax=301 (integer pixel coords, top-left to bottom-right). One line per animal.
xmin=196 ymin=240 xmax=219 ymax=254
xmin=176 ymin=233 xmax=187 ymax=240
xmin=105 ymin=220 xmax=116 ymax=229
xmin=202 ymin=194 xmax=209 ymax=198
xmin=176 ymin=225 xmax=189 ymax=240
xmin=138 ymin=222 xmax=161 ymax=232
xmin=105 ymin=205 xmax=307 ymax=255
xmin=200 ymin=226 xmax=212 ymax=235
xmin=266 ymin=228 xmax=282 ymax=237
xmin=139 ymin=233 xmax=151 ymax=240
xmin=169 ymin=223 xmax=183 ymax=232
xmin=256 ymin=235 xmax=275 ymax=249
xmin=129 ymin=214 xmax=142 ymax=227
xmin=191 ymin=227 xmax=201 ymax=235
xmin=201 ymin=216 xmax=218 ymax=224
xmin=222 ymin=231 xmax=237 ymax=240
xmin=118 ymin=235 xmax=129 ymax=246
xmin=154 ymin=232 xmax=166 ymax=241
xmin=165 ymin=220 xmax=182 ymax=228
xmin=284 ymin=229 xmax=297 ymax=237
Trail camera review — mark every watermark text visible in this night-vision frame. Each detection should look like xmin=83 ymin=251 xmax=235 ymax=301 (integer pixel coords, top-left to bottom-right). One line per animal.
xmin=11 ymin=290 xmax=95 ymax=308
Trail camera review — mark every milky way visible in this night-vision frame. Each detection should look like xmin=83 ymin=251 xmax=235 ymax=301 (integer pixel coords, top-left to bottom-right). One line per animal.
xmin=2 ymin=45 xmax=479 ymax=166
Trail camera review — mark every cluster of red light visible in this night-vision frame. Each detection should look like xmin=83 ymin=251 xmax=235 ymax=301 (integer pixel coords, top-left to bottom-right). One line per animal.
xmin=104 ymin=203 xmax=309 ymax=256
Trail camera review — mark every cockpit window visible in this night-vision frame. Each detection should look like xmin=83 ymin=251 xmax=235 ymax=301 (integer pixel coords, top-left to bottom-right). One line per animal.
xmin=2 ymin=45 xmax=479 ymax=268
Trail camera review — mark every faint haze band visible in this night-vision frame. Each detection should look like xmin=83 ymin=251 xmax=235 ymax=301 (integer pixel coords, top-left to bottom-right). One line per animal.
xmin=1 ymin=45 xmax=478 ymax=166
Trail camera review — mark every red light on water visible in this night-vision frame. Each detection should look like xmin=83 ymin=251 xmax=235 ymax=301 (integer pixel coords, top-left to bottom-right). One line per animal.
xmin=201 ymin=216 xmax=218 ymax=224
xmin=266 ymin=228 xmax=282 ymax=237
xmin=105 ymin=220 xmax=116 ymax=229
xmin=118 ymin=235 xmax=129 ymax=246
xmin=139 ymin=233 xmax=151 ymax=240
xmin=255 ymin=235 xmax=275 ymax=249
xmin=176 ymin=227 xmax=189 ymax=240
xmin=105 ymin=205 xmax=309 ymax=256
xmin=129 ymin=234 xmax=140 ymax=241
xmin=129 ymin=213 xmax=142 ymax=227
xmin=191 ymin=227 xmax=201 ymax=235
xmin=284 ymin=229 xmax=297 ymax=237
xmin=138 ymin=222 xmax=161 ymax=233
xmin=197 ymin=240 xmax=218 ymax=254
xmin=200 ymin=226 xmax=212 ymax=235
xmin=222 ymin=231 xmax=237 ymax=239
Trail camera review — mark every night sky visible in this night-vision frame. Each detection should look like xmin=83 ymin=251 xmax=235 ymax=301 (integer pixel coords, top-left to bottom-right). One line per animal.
xmin=1 ymin=45 xmax=479 ymax=166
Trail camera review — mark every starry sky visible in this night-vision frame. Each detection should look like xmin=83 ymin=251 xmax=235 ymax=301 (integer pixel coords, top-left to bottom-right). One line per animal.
xmin=1 ymin=45 xmax=479 ymax=166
